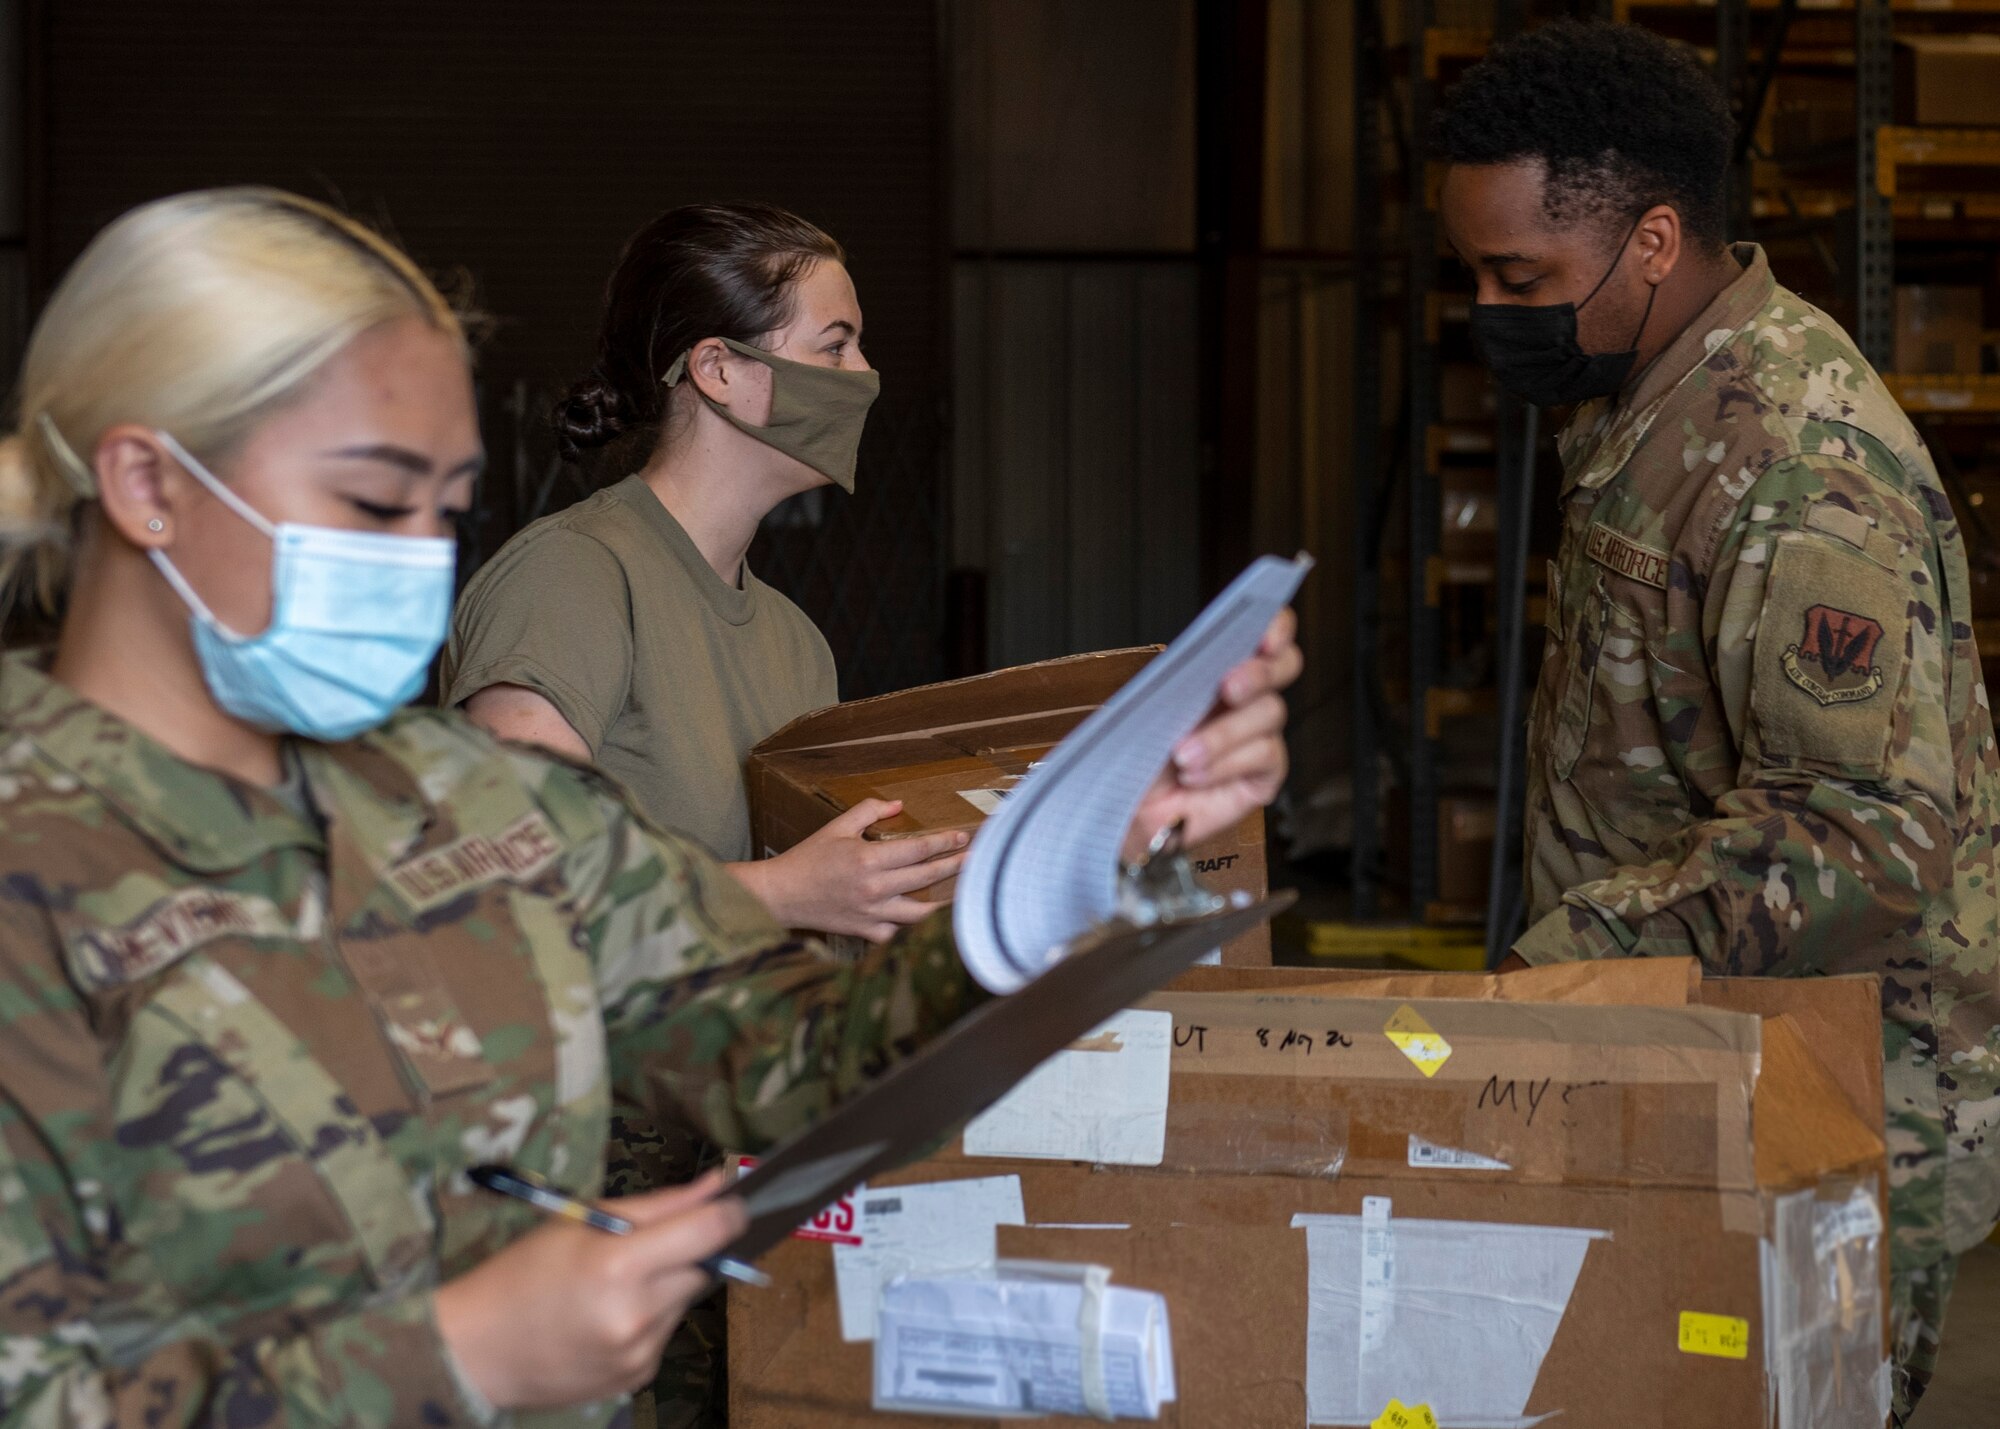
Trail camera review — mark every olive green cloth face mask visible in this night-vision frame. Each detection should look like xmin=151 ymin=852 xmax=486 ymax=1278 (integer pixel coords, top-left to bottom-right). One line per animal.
xmin=663 ymin=336 xmax=881 ymax=492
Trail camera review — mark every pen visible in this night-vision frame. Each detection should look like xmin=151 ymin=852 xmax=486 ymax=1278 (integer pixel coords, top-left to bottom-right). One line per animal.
xmin=467 ymin=1164 xmax=770 ymax=1288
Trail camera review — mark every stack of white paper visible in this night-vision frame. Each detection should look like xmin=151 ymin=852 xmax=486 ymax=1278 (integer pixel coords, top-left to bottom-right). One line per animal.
xmin=873 ymin=1268 xmax=1176 ymax=1420
xmin=952 ymin=554 xmax=1312 ymax=994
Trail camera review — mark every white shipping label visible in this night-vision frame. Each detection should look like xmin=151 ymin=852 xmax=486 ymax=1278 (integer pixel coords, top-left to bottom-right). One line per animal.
xmin=957 ymin=763 xmax=1040 ymax=818
xmin=1359 ymin=1196 xmax=1395 ymax=1357
xmin=874 ymin=1273 xmax=1175 ymax=1420
xmin=1811 ymin=1190 xmax=1884 ymax=1261
xmin=1292 ymin=1211 xmax=1605 ymax=1426
xmin=952 ymin=780 xmax=1016 ymax=812
xmin=832 ymin=1176 xmax=1025 ymax=1342
xmin=957 ymin=787 xmax=1010 ymax=816
xmin=964 ymin=1010 xmax=1173 ymax=1166
xmin=1408 ymin=1135 xmax=1511 ymax=1172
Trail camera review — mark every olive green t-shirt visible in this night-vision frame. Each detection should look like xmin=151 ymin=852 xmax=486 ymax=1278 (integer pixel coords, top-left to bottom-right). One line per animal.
xmin=442 ymin=475 xmax=837 ymax=860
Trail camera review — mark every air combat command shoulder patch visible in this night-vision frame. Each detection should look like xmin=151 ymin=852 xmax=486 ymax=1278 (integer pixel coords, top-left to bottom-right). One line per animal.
xmin=1782 ymin=604 xmax=1887 ymax=706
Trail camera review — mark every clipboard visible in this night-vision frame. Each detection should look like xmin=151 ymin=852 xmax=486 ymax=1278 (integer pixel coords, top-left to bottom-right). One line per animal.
xmin=725 ymin=884 xmax=1295 ymax=1263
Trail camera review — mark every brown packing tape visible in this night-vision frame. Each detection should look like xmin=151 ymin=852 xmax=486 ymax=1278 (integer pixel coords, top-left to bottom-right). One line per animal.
xmin=1165 ymin=955 xmax=1699 ymax=1005
xmin=1146 ymin=994 xmax=1760 ymax=1195
xmin=1155 ymin=1061 xmax=1730 ymax=1191
xmin=1719 ymin=1189 xmax=1765 ymax=1237
xmin=1150 ymin=993 xmax=1760 ymax=1064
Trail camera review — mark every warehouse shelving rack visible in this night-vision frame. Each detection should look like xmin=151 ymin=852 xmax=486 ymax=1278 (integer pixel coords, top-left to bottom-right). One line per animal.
xmin=1348 ymin=0 xmax=1548 ymax=942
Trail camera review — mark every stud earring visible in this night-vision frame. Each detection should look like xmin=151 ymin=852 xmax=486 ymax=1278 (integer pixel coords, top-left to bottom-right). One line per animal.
xmin=147 ymin=518 xmax=164 ymax=533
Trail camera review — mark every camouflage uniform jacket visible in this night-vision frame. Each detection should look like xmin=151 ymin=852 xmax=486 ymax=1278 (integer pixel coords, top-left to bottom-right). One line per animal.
xmin=0 ymin=653 xmax=977 ymax=1427
xmin=1515 ymin=244 xmax=2000 ymax=1269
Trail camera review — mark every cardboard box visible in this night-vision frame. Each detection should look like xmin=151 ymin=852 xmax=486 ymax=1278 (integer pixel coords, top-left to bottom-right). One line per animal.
xmin=1385 ymin=790 xmax=1499 ymax=916
xmin=1897 ymin=34 xmax=2000 ymax=128
xmin=1437 ymin=363 xmax=1496 ymax=424
xmin=1894 ymin=285 xmax=1987 ymax=376
xmin=748 ymin=650 xmax=1270 ymax=966
xmin=1435 ymin=791 xmax=1495 ymax=908
xmin=731 ymin=960 xmax=1888 ymax=1428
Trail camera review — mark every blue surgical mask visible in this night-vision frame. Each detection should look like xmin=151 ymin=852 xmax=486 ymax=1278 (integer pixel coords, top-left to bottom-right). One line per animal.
xmin=150 ymin=432 xmax=456 ymax=742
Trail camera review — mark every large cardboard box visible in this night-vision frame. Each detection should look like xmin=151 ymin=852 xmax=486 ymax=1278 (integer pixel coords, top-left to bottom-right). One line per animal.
xmin=1897 ymin=34 xmax=2000 ymax=128
xmin=747 ymin=649 xmax=1270 ymax=965
xmin=1894 ymin=285 xmax=1987 ymax=376
xmin=1766 ymin=73 xmax=1855 ymax=171
xmin=731 ymin=960 xmax=1888 ymax=1428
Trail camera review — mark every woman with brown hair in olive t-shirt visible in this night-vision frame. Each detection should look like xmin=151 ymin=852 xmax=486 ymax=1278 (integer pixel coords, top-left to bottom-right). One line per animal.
xmin=445 ymin=201 xmax=1299 ymax=1429
xmin=442 ymin=203 xmax=969 ymax=945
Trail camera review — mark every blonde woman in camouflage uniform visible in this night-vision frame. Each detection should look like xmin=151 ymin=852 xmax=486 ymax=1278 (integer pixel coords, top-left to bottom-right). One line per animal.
xmin=0 ymin=188 xmax=1298 ymax=1426
xmin=1440 ymin=23 xmax=2000 ymax=1425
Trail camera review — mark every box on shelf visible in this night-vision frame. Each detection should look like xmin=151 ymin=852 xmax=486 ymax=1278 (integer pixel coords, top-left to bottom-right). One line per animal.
xmin=1434 ymin=792 xmax=1495 ymax=910
xmin=747 ymin=649 xmax=1269 ymax=966
xmin=1894 ymin=285 xmax=1988 ymax=376
xmin=1437 ymin=362 xmax=1496 ymax=424
xmin=730 ymin=959 xmax=1888 ymax=1428
xmin=1896 ymin=34 xmax=2000 ymax=128
xmin=1765 ymin=73 xmax=1856 ymax=166
xmin=1385 ymin=789 xmax=1498 ymax=919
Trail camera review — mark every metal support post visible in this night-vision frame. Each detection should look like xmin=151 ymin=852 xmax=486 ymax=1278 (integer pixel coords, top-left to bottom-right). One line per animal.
xmin=1485 ymin=399 xmax=1538 ymax=964
xmin=1350 ymin=0 xmax=1385 ymax=919
xmin=1405 ymin=0 xmax=1440 ymax=917
xmin=1853 ymin=0 xmax=1894 ymax=370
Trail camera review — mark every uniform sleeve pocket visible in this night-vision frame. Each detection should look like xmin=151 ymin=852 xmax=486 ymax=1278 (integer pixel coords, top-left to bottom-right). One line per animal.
xmin=1750 ymin=532 xmax=1907 ymax=775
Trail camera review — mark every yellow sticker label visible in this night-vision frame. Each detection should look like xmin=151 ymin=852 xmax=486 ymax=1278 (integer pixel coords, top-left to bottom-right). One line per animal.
xmin=1677 ymin=1311 xmax=1750 ymax=1360
xmin=1384 ymin=1004 xmax=1452 ymax=1077
xmin=1372 ymin=1400 xmax=1440 ymax=1429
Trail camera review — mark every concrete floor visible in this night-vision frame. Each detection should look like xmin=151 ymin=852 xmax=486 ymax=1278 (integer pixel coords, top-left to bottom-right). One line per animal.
xmin=1916 ymin=1243 xmax=2000 ymax=1425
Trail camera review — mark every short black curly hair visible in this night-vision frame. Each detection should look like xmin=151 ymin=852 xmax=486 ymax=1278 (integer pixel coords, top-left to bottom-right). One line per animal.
xmin=1436 ymin=20 xmax=1733 ymax=248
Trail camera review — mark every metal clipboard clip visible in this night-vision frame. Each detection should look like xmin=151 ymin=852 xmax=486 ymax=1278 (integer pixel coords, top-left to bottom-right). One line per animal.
xmin=1112 ymin=820 xmax=1239 ymax=929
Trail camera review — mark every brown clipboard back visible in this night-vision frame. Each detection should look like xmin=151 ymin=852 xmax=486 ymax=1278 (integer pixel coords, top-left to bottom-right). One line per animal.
xmin=726 ymin=892 xmax=1295 ymax=1263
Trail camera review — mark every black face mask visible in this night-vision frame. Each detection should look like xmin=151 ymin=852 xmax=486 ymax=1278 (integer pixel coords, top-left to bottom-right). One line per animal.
xmin=1469 ymin=222 xmax=1659 ymax=408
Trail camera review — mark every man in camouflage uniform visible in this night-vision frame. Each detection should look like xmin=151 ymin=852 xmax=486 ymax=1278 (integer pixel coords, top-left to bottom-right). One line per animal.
xmin=0 ymin=653 xmax=978 ymax=1427
xmin=1440 ymin=23 xmax=2000 ymax=1424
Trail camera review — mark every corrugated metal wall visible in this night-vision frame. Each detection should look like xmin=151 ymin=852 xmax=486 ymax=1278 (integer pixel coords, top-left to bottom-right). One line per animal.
xmin=952 ymin=261 xmax=1201 ymax=667
xmin=948 ymin=0 xmax=1204 ymax=667
xmin=1260 ymin=0 xmax=1361 ymax=850
xmin=27 ymin=0 xmax=946 ymax=695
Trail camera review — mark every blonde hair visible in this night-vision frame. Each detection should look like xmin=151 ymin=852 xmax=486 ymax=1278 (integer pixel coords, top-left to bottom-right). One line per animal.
xmin=0 ymin=187 xmax=464 ymax=611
